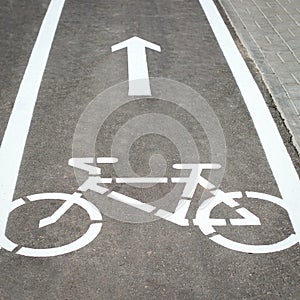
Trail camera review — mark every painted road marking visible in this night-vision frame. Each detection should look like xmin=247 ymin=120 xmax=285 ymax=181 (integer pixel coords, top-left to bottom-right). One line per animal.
xmin=107 ymin=191 xmax=156 ymax=213
xmin=16 ymin=192 xmax=102 ymax=257
xmin=198 ymin=0 xmax=300 ymax=243
xmin=69 ymin=157 xmax=119 ymax=175
xmin=111 ymin=36 xmax=161 ymax=96
xmin=194 ymin=191 xmax=298 ymax=253
xmin=0 ymin=0 xmax=65 ymax=246
xmin=2 ymin=157 xmax=297 ymax=256
xmin=116 ymin=177 xmax=168 ymax=184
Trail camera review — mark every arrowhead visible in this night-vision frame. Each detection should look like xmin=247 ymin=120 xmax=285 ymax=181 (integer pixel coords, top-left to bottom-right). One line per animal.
xmin=111 ymin=36 xmax=161 ymax=52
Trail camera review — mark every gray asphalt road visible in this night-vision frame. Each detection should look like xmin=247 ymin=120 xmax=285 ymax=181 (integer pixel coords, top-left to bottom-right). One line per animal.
xmin=0 ymin=0 xmax=299 ymax=299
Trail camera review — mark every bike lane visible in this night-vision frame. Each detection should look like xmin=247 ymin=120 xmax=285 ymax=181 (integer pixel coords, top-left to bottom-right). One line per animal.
xmin=0 ymin=0 xmax=299 ymax=299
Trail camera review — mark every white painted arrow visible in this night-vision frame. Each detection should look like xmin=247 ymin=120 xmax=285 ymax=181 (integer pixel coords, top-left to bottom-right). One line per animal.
xmin=111 ymin=36 xmax=161 ymax=96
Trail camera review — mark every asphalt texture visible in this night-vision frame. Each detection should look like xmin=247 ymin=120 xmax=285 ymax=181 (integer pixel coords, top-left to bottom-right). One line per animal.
xmin=0 ymin=0 xmax=299 ymax=299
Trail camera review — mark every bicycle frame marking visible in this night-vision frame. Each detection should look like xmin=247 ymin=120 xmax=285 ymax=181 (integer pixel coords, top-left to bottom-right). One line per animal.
xmin=71 ymin=158 xmax=258 ymax=227
xmin=71 ymin=157 xmax=298 ymax=254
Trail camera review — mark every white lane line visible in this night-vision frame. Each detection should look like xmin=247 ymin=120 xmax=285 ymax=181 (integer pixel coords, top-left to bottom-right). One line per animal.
xmin=198 ymin=0 xmax=300 ymax=243
xmin=0 ymin=0 xmax=65 ymax=243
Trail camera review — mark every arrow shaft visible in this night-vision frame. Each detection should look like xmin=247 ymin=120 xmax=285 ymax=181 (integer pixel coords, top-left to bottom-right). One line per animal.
xmin=127 ymin=46 xmax=151 ymax=96
xmin=112 ymin=37 xmax=161 ymax=96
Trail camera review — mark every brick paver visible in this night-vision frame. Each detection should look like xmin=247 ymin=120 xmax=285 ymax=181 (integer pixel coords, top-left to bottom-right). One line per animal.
xmin=218 ymin=0 xmax=300 ymax=151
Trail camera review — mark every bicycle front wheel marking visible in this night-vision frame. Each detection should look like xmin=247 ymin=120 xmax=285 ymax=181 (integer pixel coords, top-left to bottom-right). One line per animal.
xmin=4 ymin=193 xmax=102 ymax=257
xmin=193 ymin=192 xmax=298 ymax=254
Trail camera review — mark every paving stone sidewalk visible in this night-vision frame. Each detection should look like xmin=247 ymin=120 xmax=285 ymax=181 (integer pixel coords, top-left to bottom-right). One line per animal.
xmin=218 ymin=0 xmax=300 ymax=152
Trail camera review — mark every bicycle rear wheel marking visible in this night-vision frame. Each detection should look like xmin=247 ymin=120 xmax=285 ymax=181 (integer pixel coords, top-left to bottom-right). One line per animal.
xmin=3 ymin=193 xmax=102 ymax=257
xmin=16 ymin=223 xmax=102 ymax=257
xmin=0 ymin=198 xmax=25 ymax=252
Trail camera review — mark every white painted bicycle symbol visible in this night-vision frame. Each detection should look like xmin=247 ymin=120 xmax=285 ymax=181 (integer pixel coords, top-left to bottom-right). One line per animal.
xmin=1 ymin=157 xmax=298 ymax=257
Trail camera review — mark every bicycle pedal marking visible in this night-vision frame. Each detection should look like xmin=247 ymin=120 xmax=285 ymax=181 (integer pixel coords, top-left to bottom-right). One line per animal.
xmin=155 ymin=199 xmax=191 ymax=226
